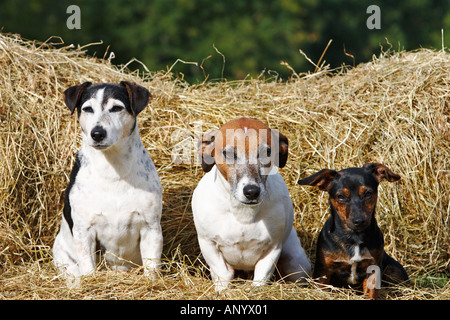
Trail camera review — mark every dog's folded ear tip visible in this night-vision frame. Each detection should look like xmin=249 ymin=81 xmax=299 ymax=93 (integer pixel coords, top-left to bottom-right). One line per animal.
xmin=363 ymin=162 xmax=401 ymax=183
xmin=120 ymin=81 xmax=151 ymax=115
xmin=63 ymin=81 xmax=92 ymax=114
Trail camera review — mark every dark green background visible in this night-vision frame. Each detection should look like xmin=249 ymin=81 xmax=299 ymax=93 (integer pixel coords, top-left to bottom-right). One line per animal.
xmin=1 ymin=0 xmax=449 ymax=82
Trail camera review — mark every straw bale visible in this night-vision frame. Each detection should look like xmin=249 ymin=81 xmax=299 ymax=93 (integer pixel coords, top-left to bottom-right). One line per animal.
xmin=0 ymin=33 xmax=448 ymax=299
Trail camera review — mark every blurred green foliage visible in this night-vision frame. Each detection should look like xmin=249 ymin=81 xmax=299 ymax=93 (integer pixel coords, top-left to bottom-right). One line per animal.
xmin=1 ymin=0 xmax=449 ymax=82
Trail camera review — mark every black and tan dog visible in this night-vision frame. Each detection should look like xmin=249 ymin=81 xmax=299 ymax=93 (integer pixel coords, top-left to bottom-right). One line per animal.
xmin=298 ymin=163 xmax=408 ymax=299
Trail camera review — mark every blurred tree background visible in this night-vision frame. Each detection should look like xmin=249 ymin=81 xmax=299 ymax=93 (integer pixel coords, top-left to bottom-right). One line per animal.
xmin=1 ymin=0 xmax=449 ymax=82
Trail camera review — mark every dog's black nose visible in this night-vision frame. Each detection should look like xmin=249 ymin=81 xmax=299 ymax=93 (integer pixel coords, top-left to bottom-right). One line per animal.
xmin=91 ymin=126 xmax=107 ymax=142
xmin=243 ymin=185 xmax=261 ymax=200
xmin=352 ymin=217 xmax=366 ymax=228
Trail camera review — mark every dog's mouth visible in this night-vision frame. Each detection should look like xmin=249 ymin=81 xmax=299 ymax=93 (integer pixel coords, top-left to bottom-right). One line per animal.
xmin=239 ymin=199 xmax=262 ymax=206
xmin=236 ymin=190 xmax=265 ymax=206
xmin=233 ymin=183 xmax=266 ymax=206
xmin=91 ymin=143 xmax=112 ymax=150
xmin=347 ymin=222 xmax=370 ymax=232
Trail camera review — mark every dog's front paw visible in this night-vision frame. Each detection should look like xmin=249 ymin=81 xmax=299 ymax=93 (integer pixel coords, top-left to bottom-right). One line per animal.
xmin=214 ymin=279 xmax=231 ymax=293
xmin=143 ymin=258 xmax=161 ymax=278
xmin=143 ymin=267 xmax=161 ymax=280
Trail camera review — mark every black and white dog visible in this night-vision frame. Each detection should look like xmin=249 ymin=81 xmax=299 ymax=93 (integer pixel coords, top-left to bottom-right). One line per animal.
xmin=53 ymin=81 xmax=163 ymax=278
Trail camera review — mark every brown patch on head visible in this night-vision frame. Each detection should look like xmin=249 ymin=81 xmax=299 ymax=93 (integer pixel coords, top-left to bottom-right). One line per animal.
xmin=358 ymin=185 xmax=367 ymax=197
xmin=358 ymin=185 xmax=378 ymax=223
xmin=216 ymin=156 xmax=232 ymax=181
xmin=364 ymin=195 xmax=377 ymax=220
xmin=220 ymin=117 xmax=271 ymax=133
xmin=340 ymin=188 xmax=350 ymax=198
xmin=218 ymin=117 xmax=272 ymax=154
xmin=330 ymin=198 xmax=349 ymax=227
xmin=330 ymin=188 xmax=351 ymax=227
xmin=213 ymin=118 xmax=270 ymax=180
xmin=204 ymin=117 xmax=288 ymax=182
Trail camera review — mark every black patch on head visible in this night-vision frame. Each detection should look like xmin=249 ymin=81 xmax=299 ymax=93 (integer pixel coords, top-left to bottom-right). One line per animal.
xmin=329 ymin=167 xmax=379 ymax=196
xmin=73 ymin=83 xmax=133 ymax=116
xmin=63 ymin=153 xmax=83 ymax=234
xmin=101 ymin=84 xmax=134 ymax=114
xmin=64 ymin=82 xmax=151 ymax=117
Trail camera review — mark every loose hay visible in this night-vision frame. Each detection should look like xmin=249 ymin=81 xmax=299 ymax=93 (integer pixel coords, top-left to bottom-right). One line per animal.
xmin=0 ymin=33 xmax=448 ymax=299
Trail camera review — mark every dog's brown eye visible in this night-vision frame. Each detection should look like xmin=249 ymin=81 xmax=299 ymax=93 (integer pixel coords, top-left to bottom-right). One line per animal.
xmin=364 ymin=190 xmax=374 ymax=199
xmin=337 ymin=194 xmax=348 ymax=203
xmin=259 ymin=147 xmax=271 ymax=158
xmin=110 ymin=105 xmax=124 ymax=112
xmin=258 ymin=146 xmax=271 ymax=165
xmin=82 ymin=106 xmax=94 ymax=113
xmin=222 ymin=149 xmax=237 ymax=160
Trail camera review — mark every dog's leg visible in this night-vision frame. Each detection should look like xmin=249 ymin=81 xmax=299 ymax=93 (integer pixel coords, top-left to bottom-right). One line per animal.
xmin=140 ymin=224 xmax=163 ymax=278
xmin=277 ymin=227 xmax=311 ymax=282
xmin=381 ymin=252 xmax=409 ymax=284
xmin=198 ymin=237 xmax=234 ymax=292
xmin=53 ymin=219 xmax=81 ymax=277
xmin=252 ymin=246 xmax=282 ymax=286
xmin=72 ymin=225 xmax=97 ymax=276
xmin=363 ymin=276 xmax=380 ymax=300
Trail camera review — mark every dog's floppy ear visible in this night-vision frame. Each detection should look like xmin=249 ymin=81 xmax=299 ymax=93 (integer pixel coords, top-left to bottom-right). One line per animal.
xmin=297 ymin=169 xmax=337 ymax=191
xmin=363 ymin=163 xmax=401 ymax=183
xmin=198 ymin=130 xmax=217 ymax=172
xmin=120 ymin=81 xmax=152 ymax=116
xmin=63 ymin=82 xmax=92 ymax=114
xmin=277 ymin=131 xmax=289 ymax=168
xmin=271 ymin=130 xmax=289 ymax=168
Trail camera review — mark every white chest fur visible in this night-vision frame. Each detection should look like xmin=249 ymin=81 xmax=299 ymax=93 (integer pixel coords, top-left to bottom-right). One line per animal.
xmin=349 ymin=245 xmax=363 ymax=284
xmin=212 ymin=210 xmax=278 ymax=270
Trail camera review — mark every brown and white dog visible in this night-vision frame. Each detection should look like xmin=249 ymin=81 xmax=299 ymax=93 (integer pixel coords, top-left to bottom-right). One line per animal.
xmin=192 ymin=117 xmax=311 ymax=292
